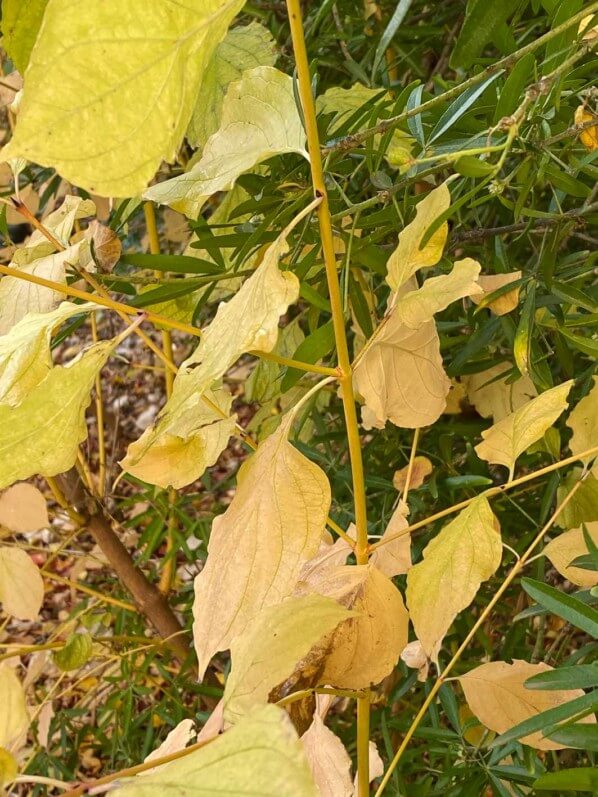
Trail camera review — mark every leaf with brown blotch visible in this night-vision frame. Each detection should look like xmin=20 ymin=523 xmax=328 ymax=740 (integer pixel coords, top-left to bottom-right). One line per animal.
xmin=369 ymin=500 xmax=411 ymax=577
xmin=386 ymin=183 xmax=451 ymax=292
xmin=459 ymin=660 xmax=596 ymax=750
xmin=223 ymin=594 xmax=353 ymax=724
xmin=301 ymin=713 xmax=353 ymax=797
xmin=464 ymin=364 xmax=537 ymax=422
xmin=393 ymin=457 xmax=432 ymax=494
xmin=84 ymin=221 xmax=122 ymax=273
xmin=192 ymin=415 xmax=331 ymax=680
xmin=406 ymin=496 xmax=501 ymax=661
xmin=543 ymin=522 xmax=598 ymax=588
xmin=475 ymin=381 xmax=573 ymax=479
xmin=0 ymin=483 xmax=48 ymax=532
xmin=471 ymin=271 xmax=522 ymax=315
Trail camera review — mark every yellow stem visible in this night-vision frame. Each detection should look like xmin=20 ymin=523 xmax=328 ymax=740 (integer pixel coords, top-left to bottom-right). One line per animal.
xmin=285 ymin=1 xmax=370 ymax=791
xmin=402 ymin=428 xmax=420 ymax=503
xmin=42 ymin=572 xmax=136 ymax=612
xmin=90 ymin=314 xmax=107 ymax=495
xmin=374 ymin=477 xmax=584 ymax=796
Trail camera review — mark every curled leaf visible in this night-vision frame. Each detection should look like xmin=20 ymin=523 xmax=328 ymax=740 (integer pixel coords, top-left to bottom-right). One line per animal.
xmin=393 ymin=457 xmax=432 ymax=493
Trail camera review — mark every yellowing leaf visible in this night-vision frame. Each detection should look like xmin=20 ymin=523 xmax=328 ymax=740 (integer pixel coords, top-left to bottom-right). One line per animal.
xmin=84 ymin=221 xmax=121 ymax=273
xmin=192 ymin=415 xmax=331 ymax=680
xmin=0 ymin=665 xmax=28 ymax=749
xmin=121 ymin=386 xmax=235 ymax=490
xmin=575 ymin=105 xmax=598 ymax=151
xmin=0 ymin=301 xmax=96 ymax=405
xmin=223 ymin=594 xmax=352 ymax=724
xmin=142 ymin=719 xmax=196 ymax=775
xmin=407 ymin=496 xmax=501 ymax=660
xmin=459 ymin=660 xmax=595 ymax=750
xmin=0 ymin=546 xmax=44 ymax=620
xmin=300 ymin=564 xmax=409 ymax=689
xmin=475 ymin=381 xmax=573 ymax=479
xmin=2 ymin=0 xmax=245 ymax=196
xmin=0 ymin=483 xmax=48 ymax=532
xmin=187 ymin=22 xmax=277 ymax=149
xmin=2 ymin=0 xmax=47 ymax=73
xmin=393 ymin=457 xmax=432 ymax=493
xmin=556 ymin=470 xmax=598 ymax=529
xmin=0 ymin=747 xmax=18 ymax=788
xmin=145 ymin=66 xmax=308 ymax=217
xmin=464 ymin=364 xmax=537 ymax=422
xmin=386 ymin=183 xmax=451 ymax=292
xmin=567 ymin=375 xmax=598 ymax=466
xmin=301 ymin=713 xmax=353 ymax=797
xmin=0 ymin=340 xmax=114 ymax=489
xmin=543 ymin=523 xmax=598 ymax=588
xmin=354 ymin=316 xmax=450 ymax=429
xmin=471 ymin=271 xmax=522 ymax=315
xmin=393 ymin=258 xmax=482 ymax=328
xmin=369 ymin=500 xmax=411 ymax=577
xmin=112 ymin=705 xmax=318 ymax=797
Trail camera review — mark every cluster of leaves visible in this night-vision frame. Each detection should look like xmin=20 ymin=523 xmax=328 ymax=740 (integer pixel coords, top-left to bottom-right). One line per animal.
xmin=0 ymin=0 xmax=596 ymax=795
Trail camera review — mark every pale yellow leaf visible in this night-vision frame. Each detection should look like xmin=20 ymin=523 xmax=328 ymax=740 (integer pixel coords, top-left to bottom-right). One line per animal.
xmin=0 ymin=546 xmax=44 ymax=620
xmin=370 ymin=500 xmax=411 ymax=577
xmin=2 ymin=0 xmax=245 ymax=196
xmin=567 ymin=375 xmax=598 ymax=466
xmin=393 ymin=258 xmax=482 ymax=328
xmin=300 ymin=564 xmax=409 ymax=689
xmin=406 ymin=496 xmax=501 ymax=660
xmin=0 ymin=340 xmax=114 ymax=489
xmin=464 ymin=364 xmax=537 ymax=422
xmin=120 ymin=385 xmax=235 ymax=490
xmin=475 ymin=381 xmax=573 ymax=479
xmin=223 ymin=594 xmax=352 ymax=724
xmin=459 ymin=660 xmax=595 ymax=750
xmin=543 ymin=522 xmax=598 ymax=588
xmin=393 ymin=457 xmax=432 ymax=493
xmin=0 ymin=665 xmax=28 ymax=749
xmin=471 ymin=271 xmax=522 ymax=315
xmin=298 ymin=535 xmax=353 ymax=583
xmin=111 ymin=705 xmax=318 ymax=797
xmin=400 ymin=640 xmax=429 ymax=682
xmin=142 ymin=719 xmax=196 ymax=775
xmin=354 ymin=316 xmax=450 ymax=429
xmin=187 ymin=22 xmax=277 ymax=149
xmin=0 ymin=301 xmax=96 ymax=405
xmin=386 ymin=183 xmax=451 ymax=292
xmin=0 ymin=483 xmax=48 ymax=532
xmin=301 ymin=713 xmax=353 ymax=797
xmin=556 ymin=469 xmax=598 ymax=529
xmin=192 ymin=415 xmax=331 ymax=680
xmin=0 ymin=240 xmax=92 ymax=334
xmin=145 ymin=66 xmax=308 ymax=217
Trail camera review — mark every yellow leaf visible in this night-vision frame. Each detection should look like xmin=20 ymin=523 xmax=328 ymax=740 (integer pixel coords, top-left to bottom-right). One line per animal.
xmin=459 ymin=660 xmax=595 ymax=750
xmin=400 ymin=640 xmax=429 ymax=682
xmin=407 ymin=496 xmax=501 ymax=660
xmin=0 ymin=340 xmax=114 ymax=488
xmin=475 ymin=381 xmax=573 ymax=479
xmin=370 ymin=500 xmax=411 ymax=577
xmin=556 ymin=469 xmax=598 ymax=529
xmin=543 ymin=522 xmax=598 ymax=588
xmin=354 ymin=316 xmax=450 ymax=429
xmin=393 ymin=457 xmax=432 ymax=493
xmin=0 ymin=746 xmax=18 ymax=788
xmin=471 ymin=271 xmax=522 ymax=315
xmin=223 ymin=594 xmax=352 ymax=724
xmin=142 ymin=719 xmax=196 ymax=776
xmin=0 ymin=483 xmax=48 ymax=532
xmin=1 ymin=0 xmax=47 ymax=74
xmin=84 ymin=221 xmax=121 ymax=273
xmin=299 ymin=564 xmax=409 ymax=689
xmin=120 ymin=385 xmax=235 ymax=490
xmin=575 ymin=105 xmax=598 ymax=151
xmin=0 ymin=665 xmax=28 ymax=749
xmin=386 ymin=183 xmax=451 ymax=292
xmin=567 ymin=375 xmax=598 ymax=467
xmin=301 ymin=713 xmax=353 ymax=797
xmin=2 ymin=0 xmax=245 ymax=196
xmin=464 ymin=364 xmax=537 ymax=422
xmin=393 ymin=258 xmax=482 ymax=328
xmin=0 ymin=301 xmax=96 ymax=404
xmin=111 ymin=705 xmax=318 ymax=797
xmin=0 ymin=546 xmax=44 ymax=620
xmin=192 ymin=415 xmax=331 ymax=680
xmin=145 ymin=66 xmax=308 ymax=217
xmin=187 ymin=22 xmax=277 ymax=149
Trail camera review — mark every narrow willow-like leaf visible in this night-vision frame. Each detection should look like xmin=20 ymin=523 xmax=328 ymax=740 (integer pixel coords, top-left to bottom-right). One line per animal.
xmin=2 ymin=0 xmax=245 ymax=196
xmin=0 ymin=547 xmax=44 ymax=621
xmin=145 ymin=66 xmax=309 ymax=217
xmin=407 ymin=496 xmax=501 ymax=660
xmin=111 ymin=705 xmax=318 ymax=797
xmin=0 ymin=665 xmax=28 ymax=748
xmin=223 ymin=594 xmax=352 ymax=724
xmin=460 ymin=661 xmax=596 ymax=751
xmin=192 ymin=415 xmax=331 ymax=680
xmin=475 ymin=381 xmax=574 ymax=479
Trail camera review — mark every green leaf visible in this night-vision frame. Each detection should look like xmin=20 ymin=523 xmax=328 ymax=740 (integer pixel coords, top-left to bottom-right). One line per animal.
xmin=525 ymin=664 xmax=598 ymax=691
xmin=53 ymin=631 xmax=93 ymax=671
xmin=280 ymin=321 xmax=335 ymax=392
xmin=547 ymin=722 xmax=598 ymax=751
xmin=120 ymin=253 xmax=223 ymax=275
xmin=534 ymin=768 xmax=598 ymax=792
xmin=450 ymin=0 xmax=520 ymax=70
xmin=493 ymin=52 xmax=535 ymax=123
xmin=513 ymin=282 xmax=535 ymax=377
xmin=2 ymin=0 xmax=245 ymax=196
xmin=372 ymin=0 xmax=413 ymax=77
xmin=521 ymin=577 xmax=598 ymax=636
xmin=429 ymin=71 xmax=503 ymax=143
xmin=1 ymin=0 xmax=48 ymax=73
